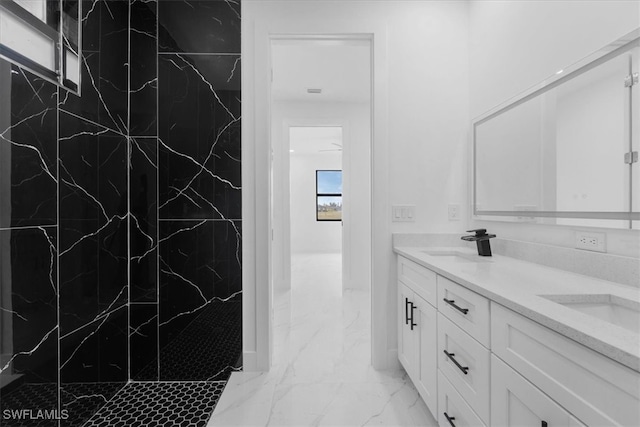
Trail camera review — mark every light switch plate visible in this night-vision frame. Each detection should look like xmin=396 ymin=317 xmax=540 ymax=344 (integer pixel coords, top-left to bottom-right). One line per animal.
xmin=392 ymin=205 xmax=415 ymax=222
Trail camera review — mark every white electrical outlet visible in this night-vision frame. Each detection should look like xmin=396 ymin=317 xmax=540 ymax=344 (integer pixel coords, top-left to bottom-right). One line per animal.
xmin=575 ymin=231 xmax=606 ymax=253
xmin=448 ymin=204 xmax=460 ymax=221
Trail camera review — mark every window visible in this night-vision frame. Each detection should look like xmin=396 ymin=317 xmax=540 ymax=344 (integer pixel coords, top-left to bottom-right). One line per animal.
xmin=316 ymin=170 xmax=342 ymax=221
xmin=0 ymin=0 xmax=80 ymax=93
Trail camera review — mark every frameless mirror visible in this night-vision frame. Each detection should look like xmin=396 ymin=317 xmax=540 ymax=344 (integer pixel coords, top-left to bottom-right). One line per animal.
xmin=0 ymin=0 xmax=80 ymax=93
xmin=473 ymin=30 xmax=640 ymax=229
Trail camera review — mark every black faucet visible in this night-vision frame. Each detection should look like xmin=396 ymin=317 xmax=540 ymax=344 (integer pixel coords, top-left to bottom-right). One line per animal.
xmin=461 ymin=229 xmax=496 ymax=256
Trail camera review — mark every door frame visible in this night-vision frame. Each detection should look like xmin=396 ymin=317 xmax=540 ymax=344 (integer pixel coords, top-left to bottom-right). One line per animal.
xmin=242 ymin=22 xmax=391 ymax=371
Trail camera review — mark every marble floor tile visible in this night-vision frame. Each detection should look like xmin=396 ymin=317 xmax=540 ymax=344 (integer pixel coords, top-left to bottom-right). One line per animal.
xmin=209 ymin=253 xmax=437 ymax=426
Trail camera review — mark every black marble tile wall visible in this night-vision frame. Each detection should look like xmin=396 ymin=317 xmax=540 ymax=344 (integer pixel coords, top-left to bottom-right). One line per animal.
xmin=129 ymin=0 xmax=160 ymax=382
xmin=130 ymin=138 xmax=158 ymax=303
xmin=0 ymin=59 xmax=59 ymax=426
xmin=60 ymin=0 xmax=129 ymax=134
xmin=130 ymin=0 xmax=158 ymax=136
xmin=157 ymin=0 xmax=241 ymax=382
xmin=59 ymin=112 xmax=128 ymax=334
xmin=58 ymin=111 xmax=129 ymax=424
xmin=1 ymin=0 xmax=240 ymax=423
xmin=0 ymin=227 xmax=59 ymax=422
xmin=158 ymin=53 xmax=241 ymax=220
xmin=57 ymin=0 xmax=131 ymax=422
xmin=0 ymin=62 xmax=58 ymax=229
xmin=158 ymin=220 xmax=242 ymax=381
xmin=59 ymin=305 xmax=128 ymax=385
xmin=158 ymin=0 xmax=240 ymax=54
xmin=130 ymin=304 xmax=158 ymax=381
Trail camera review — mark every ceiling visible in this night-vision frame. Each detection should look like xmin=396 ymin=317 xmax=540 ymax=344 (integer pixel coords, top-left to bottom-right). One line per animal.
xmin=289 ymin=126 xmax=343 ymax=154
xmin=271 ymin=39 xmax=371 ymax=103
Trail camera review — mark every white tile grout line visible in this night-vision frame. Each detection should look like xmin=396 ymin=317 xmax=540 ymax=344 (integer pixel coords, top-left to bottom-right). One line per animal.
xmin=128 ymin=381 xmax=228 ymax=384
xmin=59 ymin=109 xmax=126 ymax=138
xmin=155 ymin=0 xmax=161 ymax=383
xmin=0 ymin=225 xmax=57 ymax=231
xmin=127 ymin=0 xmax=132 ymax=385
xmin=56 ymin=71 xmax=61 ymax=427
xmin=158 ymin=52 xmax=240 ymax=56
xmin=157 ymin=218 xmax=243 ymax=222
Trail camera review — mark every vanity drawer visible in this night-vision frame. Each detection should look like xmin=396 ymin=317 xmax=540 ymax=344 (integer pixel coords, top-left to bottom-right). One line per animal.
xmin=491 ymin=354 xmax=586 ymax=427
xmin=492 ymin=303 xmax=640 ymax=426
xmin=438 ymin=313 xmax=490 ymax=425
xmin=438 ymin=276 xmax=490 ymax=347
xmin=398 ymin=256 xmax=437 ymax=306
xmin=438 ymin=370 xmax=486 ymax=427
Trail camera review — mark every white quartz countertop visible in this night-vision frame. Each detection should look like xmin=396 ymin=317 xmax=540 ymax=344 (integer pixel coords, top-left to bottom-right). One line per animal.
xmin=393 ymin=246 xmax=640 ymax=372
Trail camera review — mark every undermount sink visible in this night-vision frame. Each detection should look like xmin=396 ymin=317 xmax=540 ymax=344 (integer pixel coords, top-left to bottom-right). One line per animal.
xmin=541 ymin=294 xmax=640 ymax=334
xmin=421 ymin=249 xmax=489 ymax=262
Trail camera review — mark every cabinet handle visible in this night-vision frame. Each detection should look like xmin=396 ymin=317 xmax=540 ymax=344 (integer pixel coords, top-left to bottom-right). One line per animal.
xmin=443 ymin=350 xmax=469 ymax=374
xmin=541 ymin=422 xmax=548 ymax=427
xmin=443 ymin=298 xmax=469 ymax=315
xmin=410 ymin=302 xmax=417 ymax=330
xmin=444 ymin=412 xmax=456 ymax=427
xmin=405 ymin=298 xmax=410 ymax=325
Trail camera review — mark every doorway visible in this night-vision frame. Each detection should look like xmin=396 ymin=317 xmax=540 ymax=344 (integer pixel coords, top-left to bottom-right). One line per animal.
xmin=269 ymin=36 xmax=372 ymax=367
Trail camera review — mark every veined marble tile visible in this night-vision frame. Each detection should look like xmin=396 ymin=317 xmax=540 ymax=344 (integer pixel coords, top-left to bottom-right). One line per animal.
xmin=158 ymin=0 xmax=240 ymax=54
xmin=158 ymin=53 xmax=241 ymax=220
xmin=297 ymin=379 xmax=433 ymax=427
xmin=0 ymin=61 xmax=57 ymax=228
xmin=208 ymin=372 xmax=278 ymax=426
xmin=209 ymin=254 xmax=436 ymax=427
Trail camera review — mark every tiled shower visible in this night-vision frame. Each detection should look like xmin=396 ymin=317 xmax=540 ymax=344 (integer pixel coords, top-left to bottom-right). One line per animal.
xmin=0 ymin=0 xmax=241 ymax=425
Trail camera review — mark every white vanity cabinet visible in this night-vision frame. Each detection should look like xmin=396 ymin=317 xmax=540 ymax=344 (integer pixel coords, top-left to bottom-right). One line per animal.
xmin=396 ymin=252 xmax=640 ymax=427
xmin=397 ymin=257 xmax=438 ymax=416
xmin=397 ymin=256 xmax=490 ymax=423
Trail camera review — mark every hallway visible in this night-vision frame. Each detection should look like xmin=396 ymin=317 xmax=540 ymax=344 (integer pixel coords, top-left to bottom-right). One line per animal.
xmin=209 ymin=253 xmax=436 ymax=426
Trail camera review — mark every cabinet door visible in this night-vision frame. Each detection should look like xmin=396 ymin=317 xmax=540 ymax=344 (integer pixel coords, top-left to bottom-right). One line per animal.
xmin=491 ymin=355 xmax=586 ymax=427
xmin=398 ymin=282 xmax=416 ymax=376
xmin=414 ymin=294 xmax=437 ymax=417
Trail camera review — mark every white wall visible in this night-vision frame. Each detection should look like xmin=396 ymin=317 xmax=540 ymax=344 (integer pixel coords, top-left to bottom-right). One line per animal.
xmin=244 ymin=0 xmax=639 ymax=374
xmin=290 ymin=151 xmax=342 ymax=254
xmin=468 ymin=0 xmax=640 ymax=256
xmin=243 ymin=0 xmax=470 ymax=370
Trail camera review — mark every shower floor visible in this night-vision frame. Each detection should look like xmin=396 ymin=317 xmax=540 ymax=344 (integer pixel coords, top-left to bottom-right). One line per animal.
xmin=82 ymin=381 xmax=226 ymax=426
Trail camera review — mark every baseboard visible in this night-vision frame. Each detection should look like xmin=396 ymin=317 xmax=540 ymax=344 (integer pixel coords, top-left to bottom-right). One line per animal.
xmin=242 ymin=351 xmax=258 ymax=371
xmin=387 ymin=349 xmax=400 ymax=371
